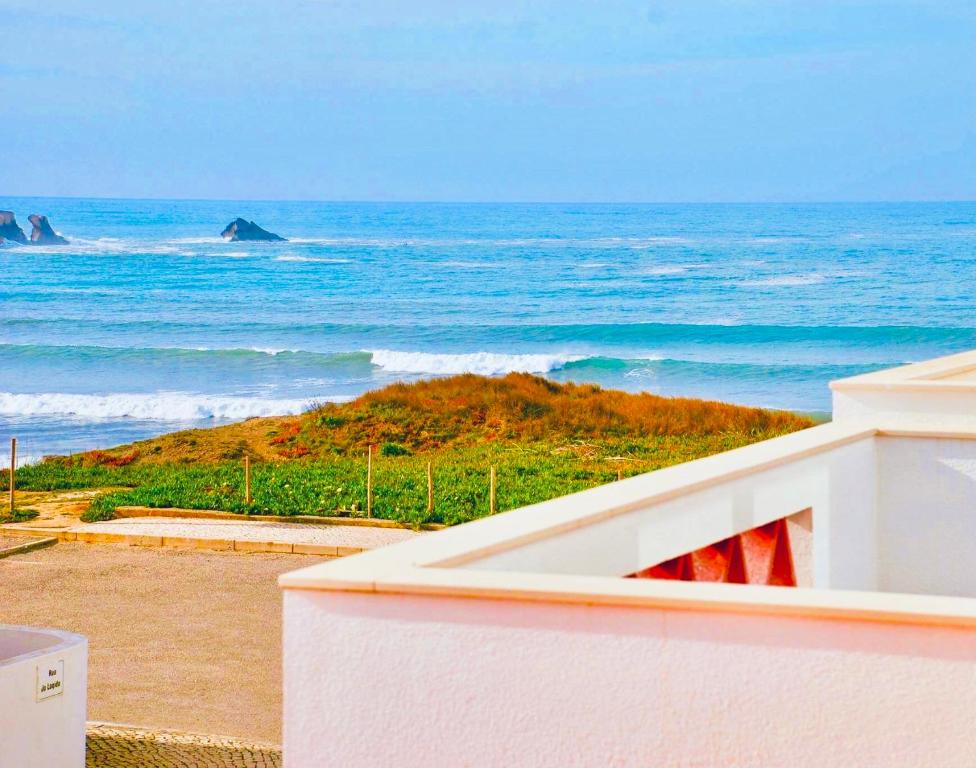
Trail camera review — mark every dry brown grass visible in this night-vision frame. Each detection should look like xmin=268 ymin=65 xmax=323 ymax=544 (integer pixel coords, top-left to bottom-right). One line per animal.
xmin=74 ymin=374 xmax=812 ymax=466
xmin=341 ymin=373 xmax=809 ymax=447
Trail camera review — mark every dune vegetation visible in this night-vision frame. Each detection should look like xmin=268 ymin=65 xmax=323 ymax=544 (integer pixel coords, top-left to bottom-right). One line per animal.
xmin=5 ymin=374 xmax=813 ymax=527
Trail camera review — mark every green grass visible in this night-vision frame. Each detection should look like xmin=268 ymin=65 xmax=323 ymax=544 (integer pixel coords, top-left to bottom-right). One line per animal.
xmin=0 ymin=507 xmax=39 ymax=524
xmin=4 ymin=432 xmax=790 ymax=527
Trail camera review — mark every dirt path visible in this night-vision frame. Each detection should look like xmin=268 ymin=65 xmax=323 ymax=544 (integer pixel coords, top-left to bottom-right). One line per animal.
xmin=0 ymin=542 xmax=324 ymax=742
xmin=7 ymin=487 xmax=110 ymax=529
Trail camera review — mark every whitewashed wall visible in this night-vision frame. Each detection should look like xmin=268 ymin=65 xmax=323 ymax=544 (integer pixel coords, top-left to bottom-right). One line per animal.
xmin=833 ymin=387 xmax=976 ymax=422
xmin=465 ymin=437 xmax=879 ymax=591
xmin=283 ymin=589 xmax=976 ymax=768
xmin=877 ymin=436 xmax=976 ymax=597
xmin=281 ymin=348 xmax=976 ymax=767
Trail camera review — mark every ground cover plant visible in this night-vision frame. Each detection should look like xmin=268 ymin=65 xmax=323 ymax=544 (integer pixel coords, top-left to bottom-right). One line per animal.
xmin=0 ymin=507 xmax=39 ymax=524
xmin=2 ymin=374 xmax=813 ymax=526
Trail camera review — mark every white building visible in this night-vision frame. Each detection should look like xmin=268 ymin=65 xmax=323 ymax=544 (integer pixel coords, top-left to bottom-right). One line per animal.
xmin=281 ymin=351 xmax=976 ymax=767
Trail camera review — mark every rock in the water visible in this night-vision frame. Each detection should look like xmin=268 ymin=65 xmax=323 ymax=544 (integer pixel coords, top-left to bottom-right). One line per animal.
xmin=221 ymin=218 xmax=286 ymax=242
xmin=0 ymin=211 xmax=28 ymax=244
xmin=28 ymin=214 xmax=69 ymax=245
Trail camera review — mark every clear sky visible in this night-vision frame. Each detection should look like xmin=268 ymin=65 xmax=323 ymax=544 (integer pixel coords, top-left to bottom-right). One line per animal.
xmin=2 ymin=1 xmax=974 ymax=202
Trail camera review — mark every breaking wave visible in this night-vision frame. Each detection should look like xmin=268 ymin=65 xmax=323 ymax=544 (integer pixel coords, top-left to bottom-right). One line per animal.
xmin=366 ymin=349 xmax=584 ymax=375
xmin=0 ymin=391 xmax=323 ymax=421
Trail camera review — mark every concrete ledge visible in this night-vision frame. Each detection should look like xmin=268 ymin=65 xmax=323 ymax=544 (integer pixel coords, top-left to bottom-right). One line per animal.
xmin=58 ymin=528 xmax=352 ymax=556
xmin=1 ymin=526 xmax=73 ymax=539
xmin=115 ymin=507 xmax=448 ymax=531
xmin=831 ymin=349 xmax=976 ymax=390
xmin=114 ymin=506 xmax=444 ymax=531
xmin=234 ymin=540 xmax=293 ymax=554
xmin=0 ymin=535 xmax=58 ymax=559
xmin=292 ymin=543 xmax=339 ymax=556
xmin=161 ymin=536 xmax=234 ymax=551
xmin=75 ymin=531 xmax=129 ymax=545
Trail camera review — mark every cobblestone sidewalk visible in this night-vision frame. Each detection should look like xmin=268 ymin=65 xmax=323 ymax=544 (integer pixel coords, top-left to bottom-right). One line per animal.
xmin=86 ymin=723 xmax=281 ymax=767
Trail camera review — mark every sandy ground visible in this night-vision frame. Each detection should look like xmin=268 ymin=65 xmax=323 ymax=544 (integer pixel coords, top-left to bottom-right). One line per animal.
xmin=0 ymin=534 xmax=38 ymax=550
xmin=0 ymin=542 xmax=323 ymax=743
xmin=9 ymin=488 xmax=112 ymax=529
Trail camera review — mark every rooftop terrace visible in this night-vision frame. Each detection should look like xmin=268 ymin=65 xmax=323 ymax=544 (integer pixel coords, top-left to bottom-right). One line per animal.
xmin=280 ymin=350 xmax=976 ymax=766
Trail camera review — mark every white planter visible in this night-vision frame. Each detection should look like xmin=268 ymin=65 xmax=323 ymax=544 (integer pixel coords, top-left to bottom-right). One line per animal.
xmin=0 ymin=625 xmax=87 ymax=768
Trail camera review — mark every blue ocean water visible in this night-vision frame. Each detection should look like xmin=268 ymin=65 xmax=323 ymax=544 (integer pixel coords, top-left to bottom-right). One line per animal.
xmin=2 ymin=198 xmax=976 ymax=461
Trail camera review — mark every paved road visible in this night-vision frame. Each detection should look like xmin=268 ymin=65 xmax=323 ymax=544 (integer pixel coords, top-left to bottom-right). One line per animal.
xmin=87 ymin=724 xmax=281 ymax=767
xmin=1 ymin=542 xmax=308 ymax=742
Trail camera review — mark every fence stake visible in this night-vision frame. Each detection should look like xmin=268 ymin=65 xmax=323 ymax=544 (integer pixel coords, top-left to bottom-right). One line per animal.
xmin=367 ymin=445 xmax=374 ymax=518
xmin=490 ymin=466 xmax=497 ymax=515
xmin=8 ymin=437 xmax=15 ymax=515
xmin=244 ymin=455 xmax=252 ymax=505
xmin=617 ymin=468 xmax=623 ymax=482
xmin=427 ymin=461 xmax=434 ymax=515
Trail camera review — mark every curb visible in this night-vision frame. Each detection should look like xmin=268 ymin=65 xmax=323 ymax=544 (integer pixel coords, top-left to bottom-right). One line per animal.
xmin=0 ymin=535 xmax=59 ymax=559
xmin=113 ymin=506 xmax=445 ymax=530
xmin=58 ymin=529 xmax=351 ymax=556
xmin=86 ymin=721 xmax=282 ymax=751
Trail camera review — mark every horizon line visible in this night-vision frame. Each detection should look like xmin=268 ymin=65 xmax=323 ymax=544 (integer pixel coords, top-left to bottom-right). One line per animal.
xmin=3 ymin=194 xmax=975 ymax=206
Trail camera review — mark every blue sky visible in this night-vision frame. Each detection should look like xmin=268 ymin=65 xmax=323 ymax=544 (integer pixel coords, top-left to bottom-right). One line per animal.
xmin=2 ymin=1 xmax=974 ymax=201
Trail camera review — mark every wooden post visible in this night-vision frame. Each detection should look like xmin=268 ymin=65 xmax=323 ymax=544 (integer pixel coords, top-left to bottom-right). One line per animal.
xmin=367 ymin=445 xmax=374 ymax=518
xmin=427 ymin=461 xmax=434 ymax=515
xmin=617 ymin=468 xmax=623 ymax=482
xmin=489 ymin=466 xmax=497 ymax=515
xmin=244 ymin=455 xmax=252 ymax=505
xmin=8 ymin=437 xmax=15 ymax=515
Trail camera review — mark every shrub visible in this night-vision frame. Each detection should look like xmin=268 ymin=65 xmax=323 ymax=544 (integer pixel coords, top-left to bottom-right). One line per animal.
xmin=0 ymin=508 xmax=39 ymax=524
xmin=14 ymin=374 xmax=812 ymax=527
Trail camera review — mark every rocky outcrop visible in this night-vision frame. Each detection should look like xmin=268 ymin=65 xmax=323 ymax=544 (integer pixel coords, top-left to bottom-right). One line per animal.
xmin=221 ymin=218 xmax=286 ymax=242
xmin=28 ymin=214 xmax=69 ymax=245
xmin=0 ymin=211 xmax=28 ymax=244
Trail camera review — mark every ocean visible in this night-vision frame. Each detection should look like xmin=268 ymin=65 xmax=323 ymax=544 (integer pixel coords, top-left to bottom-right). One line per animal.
xmin=2 ymin=198 xmax=975 ymax=462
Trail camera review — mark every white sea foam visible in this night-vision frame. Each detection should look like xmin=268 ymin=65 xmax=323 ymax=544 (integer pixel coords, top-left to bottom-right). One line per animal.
xmin=7 ymin=233 xmax=697 ymax=256
xmin=11 ymin=236 xmax=282 ymax=258
xmin=367 ymin=349 xmax=583 ymax=375
xmin=643 ymin=263 xmax=709 ymax=275
xmin=643 ymin=266 xmax=687 ymax=275
xmin=275 ymin=255 xmax=353 ymax=263
xmin=283 ymin=235 xmax=696 ymax=249
xmin=435 ymin=260 xmax=492 ymax=269
xmin=247 ymin=347 xmax=303 ymax=356
xmin=738 ymin=274 xmax=827 ymax=287
xmin=0 ymin=391 xmax=331 ymax=421
xmin=630 ymin=236 xmax=694 ymax=246
xmin=748 ymin=236 xmax=809 ymax=245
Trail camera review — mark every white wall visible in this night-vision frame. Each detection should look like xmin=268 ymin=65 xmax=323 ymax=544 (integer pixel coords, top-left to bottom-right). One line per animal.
xmin=833 ymin=388 xmax=976 ymax=422
xmin=465 ymin=438 xmax=879 ymax=591
xmin=0 ymin=626 xmax=87 ymax=768
xmin=283 ymin=589 xmax=976 ymax=768
xmin=877 ymin=436 xmax=976 ymax=597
